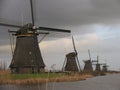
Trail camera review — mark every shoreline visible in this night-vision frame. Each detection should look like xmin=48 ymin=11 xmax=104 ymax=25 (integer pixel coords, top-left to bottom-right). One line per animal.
xmin=0 ymin=70 xmax=93 ymax=85
xmin=0 ymin=75 xmax=93 ymax=85
xmin=0 ymin=70 xmax=119 ymax=85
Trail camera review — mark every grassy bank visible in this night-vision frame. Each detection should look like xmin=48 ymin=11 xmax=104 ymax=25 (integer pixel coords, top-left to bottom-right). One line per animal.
xmin=0 ymin=70 xmax=93 ymax=85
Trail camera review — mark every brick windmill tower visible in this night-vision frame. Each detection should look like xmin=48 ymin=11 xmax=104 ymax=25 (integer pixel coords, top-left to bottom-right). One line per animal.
xmin=0 ymin=0 xmax=71 ymax=73
xmin=102 ymin=63 xmax=108 ymax=72
xmin=83 ymin=49 xmax=93 ymax=73
xmin=92 ymin=56 xmax=102 ymax=71
xmin=101 ymin=60 xmax=109 ymax=72
xmin=62 ymin=36 xmax=81 ymax=72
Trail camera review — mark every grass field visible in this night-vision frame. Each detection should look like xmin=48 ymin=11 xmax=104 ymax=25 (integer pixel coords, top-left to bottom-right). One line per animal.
xmin=0 ymin=70 xmax=93 ymax=85
xmin=9 ymin=73 xmax=62 ymax=80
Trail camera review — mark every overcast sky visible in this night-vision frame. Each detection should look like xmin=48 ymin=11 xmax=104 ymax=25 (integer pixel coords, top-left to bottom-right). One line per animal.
xmin=0 ymin=0 xmax=120 ymax=71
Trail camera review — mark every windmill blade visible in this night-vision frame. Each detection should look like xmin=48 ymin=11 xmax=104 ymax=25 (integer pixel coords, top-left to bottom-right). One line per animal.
xmin=71 ymin=36 xmax=82 ymax=71
xmin=30 ymin=0 xmax=35 ymax=25
xmin=0 ymin=23 xmax=21 ymax=28
xmin=38 ymin=27 xmax=71 ymax=33
xmin=38 ymin=33 xmax=49 ymax=43
xmin=8 ymin=30 xmax=17 ymax=33
xmin=72 ymin=36 xmax=82 ymax=71
xmin=97 ymin=56 xmax=99 ymax=64
xmin=88 ymin=49 xmax=91 ymax=60
xmin=100 ymin=63 xmax=106 ymax=65
xmin=62 ymin=56 xmax=67 ymax=71
xmin=37 ymin=27 xmax=71 ymax=39
xmin=76 ymin=56 xmax=82 ymax=71
xmin=72 ymin=36 xmax=77 ymax=54
xmin=37 ymin=32 xmax=49 ymax=43
xmin=37 ymin=32 xmax=49 ymax=34
xmin=8 ymin=29 xmax=16 ymax=57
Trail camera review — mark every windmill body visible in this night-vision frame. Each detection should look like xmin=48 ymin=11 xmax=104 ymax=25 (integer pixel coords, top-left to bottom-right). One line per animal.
xmin=102 ymin=65 xmax=107 ymax=72
xmin=102 ymin=64 xmax=108 ymax=72
xmin=62 ymin=36 xmax=81 ymax=72
xmin=95 ymin=64 xmax=101 ymax=71
xmin=83 ymin=50 xmax=93 ymax=73
xmin=64 ymin=52 xmax=79 ymax=71
xmin=9 ymin=23 xmax=45 ymax=73
xmin=92 ymin=56 xmax=102 ymax=71
xmin=83 ymin=60 xmax=93 ymax=73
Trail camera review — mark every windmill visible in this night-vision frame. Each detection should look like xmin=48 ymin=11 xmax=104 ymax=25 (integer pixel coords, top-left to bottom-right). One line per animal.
xmin=92 ymin=56 xmax=103 ymax=71
xmin=83 ymin=49 xmax=93 ymax=73
xmin=0 ymin=0 xmax=71 ymax=73
xmin=102 ymin=63 xmax=109 ymax=72
xmin=62 ymin=36 xmax=81 ymax=72
xmin=101 ymin=60 xmax=109 ymax=72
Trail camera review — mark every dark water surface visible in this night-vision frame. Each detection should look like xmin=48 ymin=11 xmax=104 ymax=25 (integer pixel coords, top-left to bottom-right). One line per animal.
xmin=0 ymin=74 xmax=120 ymax=90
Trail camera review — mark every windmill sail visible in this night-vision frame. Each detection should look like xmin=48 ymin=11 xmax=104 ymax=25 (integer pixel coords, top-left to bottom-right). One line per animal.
xmin=30 ymin=0 xmax=35 ymax=25
xmin=63 ymin=36 xmax=81 ymax=72
xmin=72 ymin=36 xmax=81 ymax=71
xmin=72 ymin=36 xmax=77 ymax=54
xmin=88 ymin=49 xmax=91 ymax=60
xmin=92 ymin=56 xmax=101 ymax=71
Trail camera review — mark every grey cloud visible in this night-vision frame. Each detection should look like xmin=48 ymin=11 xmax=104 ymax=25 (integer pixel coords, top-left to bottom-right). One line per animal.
xmin=35 ymin=0 xmax=120 ymax=26
xmin=1 ymin=0 xmax=120 ymax=27
xmin=0 ymin=0 xmax=120 ymax=46
xmin=1 ymin=0 xmax=120 ymax=44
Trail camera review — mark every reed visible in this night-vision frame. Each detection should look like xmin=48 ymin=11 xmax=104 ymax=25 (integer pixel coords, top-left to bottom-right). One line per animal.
xmin=0 ymin=70 xmax=93 ymax=85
